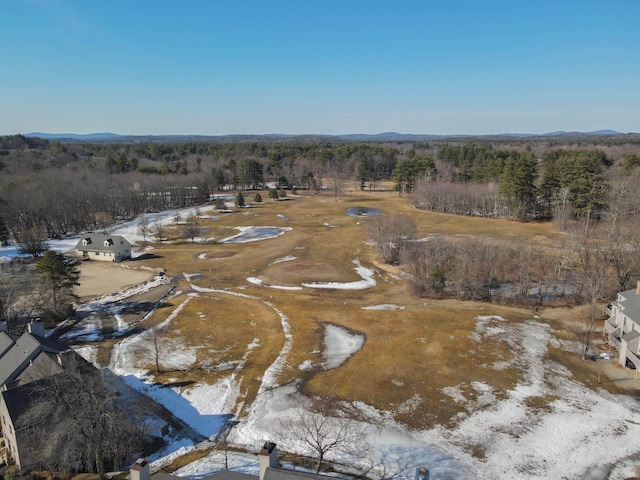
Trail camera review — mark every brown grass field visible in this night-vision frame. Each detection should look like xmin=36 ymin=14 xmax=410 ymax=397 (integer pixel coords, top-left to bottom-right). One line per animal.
xmin=77 ymin=186 xmax=640 ymax=431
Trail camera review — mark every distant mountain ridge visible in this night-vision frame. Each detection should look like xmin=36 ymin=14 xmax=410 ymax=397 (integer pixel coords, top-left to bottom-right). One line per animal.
xmin=544 ymin=129 xmax=621 ymax=136
xmin=23 ymin=130 xmax=629 ymax=143
xmin=27 ymin=132 xmax=122 ymax=140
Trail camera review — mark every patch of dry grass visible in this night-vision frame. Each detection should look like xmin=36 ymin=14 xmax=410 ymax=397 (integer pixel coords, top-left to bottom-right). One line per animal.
xmin=160 ymin=446 xmax=215 ymax=473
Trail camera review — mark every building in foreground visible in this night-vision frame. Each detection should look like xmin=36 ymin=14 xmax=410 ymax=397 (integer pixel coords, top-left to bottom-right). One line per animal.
xmin=0 ymin=321 xmax=90 ymax=470
xmin=604 ymin=282 xmax=640 ymax=369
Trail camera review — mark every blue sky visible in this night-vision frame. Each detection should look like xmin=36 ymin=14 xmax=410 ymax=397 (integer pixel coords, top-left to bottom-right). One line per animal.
xmin=1 ymin=0 xmax=639 ymax=135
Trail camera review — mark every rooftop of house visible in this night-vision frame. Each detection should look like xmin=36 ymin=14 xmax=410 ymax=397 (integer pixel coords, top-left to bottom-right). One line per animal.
xmin=616 ymin=286 xmax=640 ymax=324
xmin=263 ymin=468 xmax=334 ymax=480
xmin=153 ymin=472 xmax=258 ymax=480
xmin=75 ymin=233 xmax=130 ymax=251
xmin=0 ymin=323 xmax=71 ymax=387
xmin=0 ymin=331 xmax=18 ymax=357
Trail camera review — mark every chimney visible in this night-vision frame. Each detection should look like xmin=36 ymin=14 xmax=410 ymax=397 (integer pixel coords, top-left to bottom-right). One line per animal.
xmin=259 ymin=442 xmax=277 ymax=480
xmin=415 ymin=467 xmax=430 ymax=480
xmin=57 ymin=350 xmax=77 ymax=368
xmin=0 ymin=322 xmax=8 ymax=333
xmin=27 ymin=319 xmax=45 ymax=337
xmin=130 ymin=458 xmax=150 ymax=480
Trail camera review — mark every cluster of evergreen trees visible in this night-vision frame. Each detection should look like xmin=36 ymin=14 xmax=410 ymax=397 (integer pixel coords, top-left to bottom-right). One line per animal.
xmin=408 ymin=145 xmax=614 ymax=222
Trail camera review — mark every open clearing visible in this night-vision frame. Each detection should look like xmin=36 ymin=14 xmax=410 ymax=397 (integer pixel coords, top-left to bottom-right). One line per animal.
xmin=63 ymin=188 xmax=640 ymax=480
xmin=75 ymin=262 xmax=159 ymax=301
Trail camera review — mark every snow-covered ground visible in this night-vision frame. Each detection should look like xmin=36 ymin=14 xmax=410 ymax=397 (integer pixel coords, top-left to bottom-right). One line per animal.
xmin=61 ymin=279 xmax=640 ymax=480
xmin=8 ymin=209 xmax=640 ymax=479
xmin=218 ymin=226 xmax=292 ymax=244
xmin=0 ymin=206 xmax=208 ymax=262
xmin=301 ymin=260 xmax=377 ymax=290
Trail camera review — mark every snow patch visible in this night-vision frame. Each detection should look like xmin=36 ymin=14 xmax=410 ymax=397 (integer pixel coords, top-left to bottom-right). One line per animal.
xmin=322 ymin=325 xmax=365 ymax=370
xmin=270 ymin=255 xmax=297 ymax=265
xmin=362 ymin=304 xmax=405 ymax=310
xmin=302 ymin=260 xmax=376 ymax=290
xmin=218 ymin=226 xmax=292 ymax=244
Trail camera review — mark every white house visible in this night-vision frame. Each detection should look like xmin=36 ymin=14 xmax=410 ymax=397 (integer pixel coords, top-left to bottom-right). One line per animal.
xmin=75 ymin=233 xmax=131 ymax=262
xmin=604 ymin=281 xmax=640 ymax=368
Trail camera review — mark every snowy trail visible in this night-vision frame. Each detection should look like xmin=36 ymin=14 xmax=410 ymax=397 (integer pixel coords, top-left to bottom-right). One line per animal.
xmin=188 ymin=284 xmax=294 ymax=394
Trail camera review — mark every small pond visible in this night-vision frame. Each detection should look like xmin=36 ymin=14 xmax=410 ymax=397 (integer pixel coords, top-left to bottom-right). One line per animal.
xmin=345 ymin=206 xmax=382 ymax=217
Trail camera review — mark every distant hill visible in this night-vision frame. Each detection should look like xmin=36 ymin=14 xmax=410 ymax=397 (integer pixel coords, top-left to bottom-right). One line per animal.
xmin=26 ymin=132 xmax=122 ymax=141
xmin=22 ymin=130 xmax=630 ymax=144
xmin=544 ymin=130 xmax=621 ymax=136
xmin=340 ymin=132 xmax=450 ymax=141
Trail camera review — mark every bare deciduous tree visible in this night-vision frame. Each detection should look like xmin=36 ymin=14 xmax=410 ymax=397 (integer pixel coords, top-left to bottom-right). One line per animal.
xmin=216 ymin=419 xmax=237 ymax=470
xmin=367 ymin=215 xmax=415 ymax=265
xmin=137 ymin=213 xmax=151 ymax=243
xmin=575 ymin=235 xmax=613 ymax=358
xmin=23 ymin=363 xmax=148 ymax=479
xmin=142 ymin=322 xmax=166 ymax=373
xmin=278 ymin=399 xmax=371 ymax=473
xmin=182 ymin=214 xmax=200 ymax=243
xmin=152 ymin=220 xmax=166 ymax=243
xmin=16 ymin=227 xmax=49 ymax=258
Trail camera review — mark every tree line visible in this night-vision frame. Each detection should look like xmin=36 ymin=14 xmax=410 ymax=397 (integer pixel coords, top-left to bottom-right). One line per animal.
xmin=2 ymin=135 xmax=640 ymax=248
xmin=403 ymin=145 xmax=626 ymax=224
xmin=0 ymin=138 xmax=399 ymax=244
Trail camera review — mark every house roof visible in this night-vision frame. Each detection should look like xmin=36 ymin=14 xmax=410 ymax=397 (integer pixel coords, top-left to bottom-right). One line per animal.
xmin=264 ymin=468 xmax=330 ymax=480
xmin=616 ymin=288 xmax=640 ymax=325
xmin=13 ymin=352 xmax=65 ymax=387
xmin=154 ymin=472 xmax=258 ymax=480
xmin=0 ymin=332 xmax=70 ymax=386
xmin=153 ymin=468 xmax=328 ymax=480
xmin=74 ymin=233 xmax=130 ymax=252
xmin=0 ymin=331 xmax=19 ymax=357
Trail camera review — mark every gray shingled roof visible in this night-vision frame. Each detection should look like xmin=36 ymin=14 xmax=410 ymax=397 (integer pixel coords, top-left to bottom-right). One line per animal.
xmin=154 ymin=472 xmax=258 ymax=480
xmin=153 ymin=468 xmax=328 ymax=480
xmin=0 ymin=333 xmax=70 ymax=386
xmin=0 ymin=331 xmax=18 ymax=357
xmin=14 ymin=352 xmax=65 ymax=387
xmin=617 ymin=288 xmax=640 ymax=326
xmin=264 ymin=468 xmax=332 ymax=480
xmin=74 ymin=233 xmax=130 ymax=252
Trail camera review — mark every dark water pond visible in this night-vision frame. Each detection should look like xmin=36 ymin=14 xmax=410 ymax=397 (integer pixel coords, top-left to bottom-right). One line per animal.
xmin=345 ymin=207 xmax=382 ymax=217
